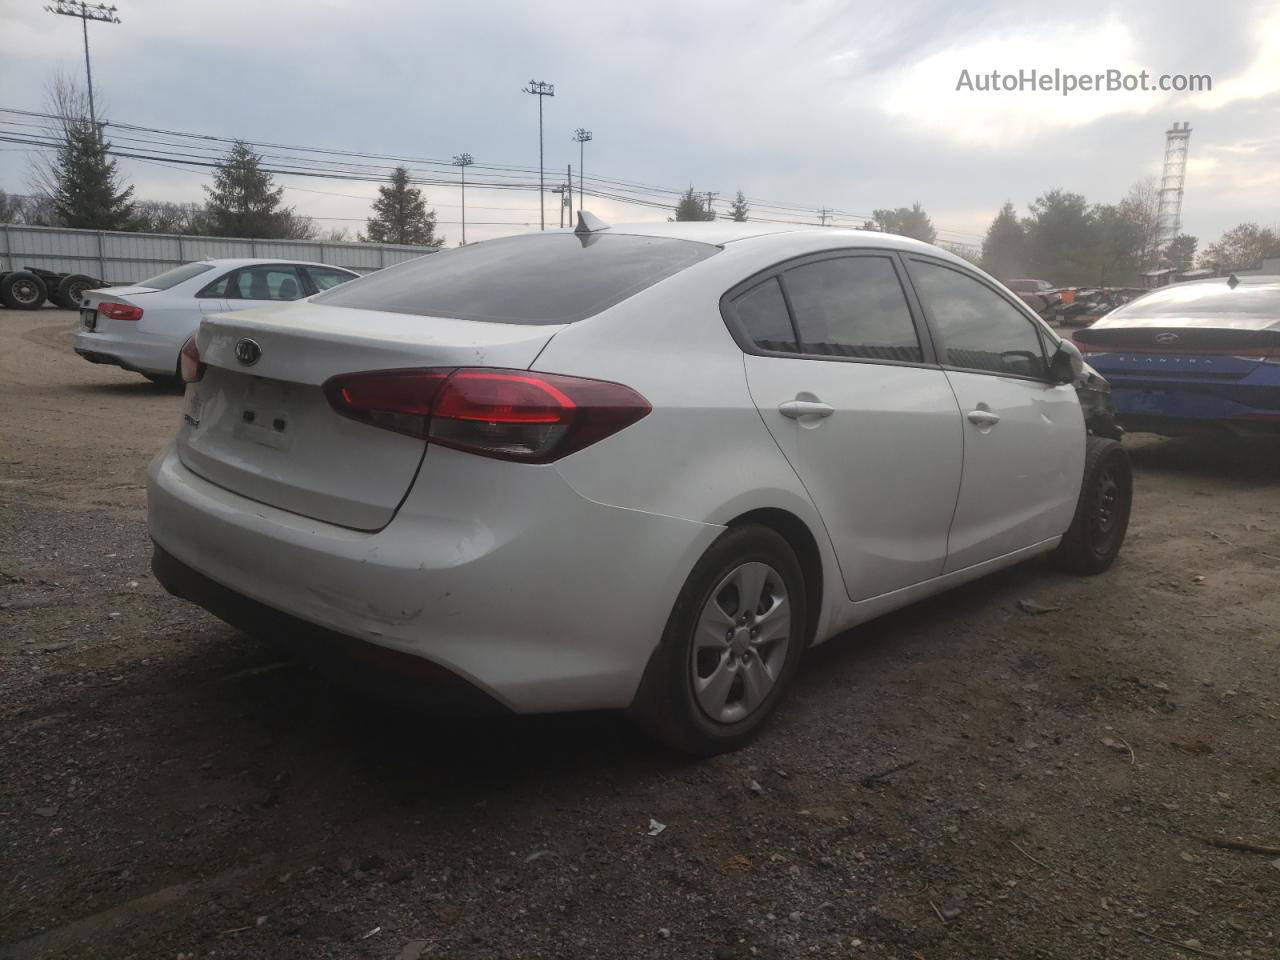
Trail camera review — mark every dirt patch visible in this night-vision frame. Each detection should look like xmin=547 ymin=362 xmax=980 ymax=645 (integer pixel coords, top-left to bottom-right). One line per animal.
xmin=2 ymin=311 xmax=1279 ymax=959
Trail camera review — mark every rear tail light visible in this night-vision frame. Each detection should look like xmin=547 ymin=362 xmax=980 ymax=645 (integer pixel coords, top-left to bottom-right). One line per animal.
xmin=98 ymin=301 xmax=143 ymax=322
xmin=323 ymin=368 xmax=651 ymax=463
xmin=179 ymin=336 xmax=205 ymax=383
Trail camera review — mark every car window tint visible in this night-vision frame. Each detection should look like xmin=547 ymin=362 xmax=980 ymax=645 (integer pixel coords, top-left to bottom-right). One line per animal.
xmin=910 ymin=260 xmax=1046 ymax=377
xmin=313 ymin=234 xmax=719 ymax=324
xmin=733 ymin=277 xmax=795 ymax=351
xmin=197 ymin=274 xmax=232 ymax=297
xmin=782 ymin=256 xmax=921 ymax=362
xmin=229 ymin=266 xmax=305 ymax=301
xmin=306 ymin=267 xmax=357 ymax=291
xmin=138 ymin=262 xmax=215 ymax=290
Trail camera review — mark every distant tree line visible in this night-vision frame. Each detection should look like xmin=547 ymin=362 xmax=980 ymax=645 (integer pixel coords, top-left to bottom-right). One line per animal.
xmin=0 ymin=76 xmax=444 ymax=246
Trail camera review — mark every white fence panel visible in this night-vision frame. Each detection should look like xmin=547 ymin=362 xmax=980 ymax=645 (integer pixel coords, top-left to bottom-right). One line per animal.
xmin=0 ymin=223 xmax=436 ymax=284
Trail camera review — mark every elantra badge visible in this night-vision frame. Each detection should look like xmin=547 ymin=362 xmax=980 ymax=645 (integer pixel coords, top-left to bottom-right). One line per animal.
xmin=235 ymin=338 xmax=262 ymax=366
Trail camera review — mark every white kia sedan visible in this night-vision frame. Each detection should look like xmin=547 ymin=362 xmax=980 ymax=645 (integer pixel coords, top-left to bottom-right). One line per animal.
xmin=148 ymin=218 xmax=1132 ymax=754
xmin=74 ymin=258 xmax=359 ymax=383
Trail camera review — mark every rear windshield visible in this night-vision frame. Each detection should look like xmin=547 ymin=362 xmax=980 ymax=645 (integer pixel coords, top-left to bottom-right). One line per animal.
xmin=137 ymin=262 xmax=216 ymax=290
xmin=313 ymin=233 xmax=720 ymax=324
xmin=1113 ymin=282 xmax=1280 ymax=320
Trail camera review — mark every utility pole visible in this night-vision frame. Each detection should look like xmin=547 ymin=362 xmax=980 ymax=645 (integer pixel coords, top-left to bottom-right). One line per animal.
xmin=566 ymin=163 xmax=572 ymax=222
xmin=572 ymin=128 xmax=592 ymax=209
xmin=44 ymin=1 xmax=121 ymax=140
xmin=551 ymin=184 xmax=569 ymax=228
xmin=703 ymin=191 xmax=719 ymax=221
xmin=818 ymin=207 xmax=833 ymax=226
xmin=451 ymin=153 xmax=474 ymax=245
xmin=522 ymin=80 xmax=555 ymax=230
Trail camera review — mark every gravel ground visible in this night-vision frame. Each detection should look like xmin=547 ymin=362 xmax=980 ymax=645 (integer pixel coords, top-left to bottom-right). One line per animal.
xmin=2 ymin=309 xmax=1279 ymax=960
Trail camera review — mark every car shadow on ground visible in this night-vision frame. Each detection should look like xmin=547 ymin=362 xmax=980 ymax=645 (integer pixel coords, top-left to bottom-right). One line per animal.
xmin=66 ymin=378 xmax=184 ymax=397
xmin=1125 ymin=431 xmax=1280 ymax=483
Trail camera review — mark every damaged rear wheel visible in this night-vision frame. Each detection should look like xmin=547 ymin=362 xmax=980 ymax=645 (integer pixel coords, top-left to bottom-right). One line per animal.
xmin=1054 ymin=436 xmax=1132 ymax=575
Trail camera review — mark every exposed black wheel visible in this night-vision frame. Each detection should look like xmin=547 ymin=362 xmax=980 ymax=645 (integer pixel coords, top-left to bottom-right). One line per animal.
xmin=1054 ymin=436 xmax=1133 ymax=575
xmin=631 ymin=524 xmax=807 ymax=756
xmin=0 ymin=271 xmax=49 ymax=310
xmin=55 ymin=274 xmax=97 ymax=309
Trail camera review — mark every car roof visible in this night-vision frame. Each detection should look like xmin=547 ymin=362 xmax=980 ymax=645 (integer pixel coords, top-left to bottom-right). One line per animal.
xmin=191 ymin=257 xmax=356 ymax=270
xmin=561 ymin=220 xmax=968 ymax=261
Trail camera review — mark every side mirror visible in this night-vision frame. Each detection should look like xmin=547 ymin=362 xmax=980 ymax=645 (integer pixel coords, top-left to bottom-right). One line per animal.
xmin=1049 ymin=339 xmax=1084 ymax=384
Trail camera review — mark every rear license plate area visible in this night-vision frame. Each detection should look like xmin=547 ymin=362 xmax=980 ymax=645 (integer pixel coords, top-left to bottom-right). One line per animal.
xmin=233 ymin=379 xmax=294 ymax=451
xmin=80 ymin=308 xmax=97 ymax=331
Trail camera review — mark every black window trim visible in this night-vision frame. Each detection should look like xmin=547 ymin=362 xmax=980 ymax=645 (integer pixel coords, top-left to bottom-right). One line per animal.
xmin=899 ymin=253 xmax=1061 ymax=385
xmin=197 ymin=263 xmax=310 ymax=301
xmin=719 ymin=248 xmax=940 ymax=369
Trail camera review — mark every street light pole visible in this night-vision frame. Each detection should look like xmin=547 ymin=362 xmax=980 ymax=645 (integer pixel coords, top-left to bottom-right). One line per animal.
xmin=572 ymin=128 xmax=592 ymax=209
xmin=522 ymin=80 xmax=555 ymax=230
xmin=452 ymin=153 xmax=474 ymax=245
xmin=44 ymin=2 xmax=121 ymax=140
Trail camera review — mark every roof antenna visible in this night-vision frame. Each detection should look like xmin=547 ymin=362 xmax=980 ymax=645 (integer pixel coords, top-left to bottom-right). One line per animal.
xmin=574 ymin=210 xmax=610 ymax=235
xmin=1226 ymin=272 xmax=1240 ymax=289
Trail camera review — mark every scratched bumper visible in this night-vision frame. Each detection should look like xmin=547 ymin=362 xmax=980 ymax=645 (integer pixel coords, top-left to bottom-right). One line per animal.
xmin=147 ymin=443 xmax=719 ymax=713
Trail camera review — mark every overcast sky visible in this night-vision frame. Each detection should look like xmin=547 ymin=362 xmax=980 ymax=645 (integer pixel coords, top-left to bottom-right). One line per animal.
xmin=1 ymin=0 xmax=1277 ymax=248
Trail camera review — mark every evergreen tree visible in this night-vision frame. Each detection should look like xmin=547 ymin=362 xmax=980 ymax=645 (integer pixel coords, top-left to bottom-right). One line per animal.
xmin=363 ymin=166 xmax=442 ymax=245
xmin=980 ymin=202 xmax=1027 ymax=279
xmin=203 ymin=141 xmax=291 ymax=238
xmin=728 ymin=189 xmax=749 ymax=222
xmin=47 ymin=120 xmax=134 ymax=230
xmin=1023 ymin=190 xmax=1096 ymax=285
xmin=674 ymin=187 xmax=714 ymax=221
xmin=1165 ymin=234 xmax=1198 ymax=272
xmin=870 ymin=202 xmax=936 ymax=243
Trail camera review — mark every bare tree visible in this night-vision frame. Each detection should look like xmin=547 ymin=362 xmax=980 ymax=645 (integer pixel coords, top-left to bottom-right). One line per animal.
xmin=1119 ymin=176 xmax=1161 ymax=269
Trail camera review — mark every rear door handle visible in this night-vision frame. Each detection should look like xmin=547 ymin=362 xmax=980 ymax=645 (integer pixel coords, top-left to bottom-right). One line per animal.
xmin=779 ymin=399 xmax=834 ymax=420
xmin=966 ymin=409 xmax=1001 ymax=426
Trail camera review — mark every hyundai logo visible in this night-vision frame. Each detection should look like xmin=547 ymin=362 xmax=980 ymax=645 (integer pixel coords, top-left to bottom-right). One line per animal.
xmin=234 ymin=338 xmax=262 ymax=366
xmin=1154 ymin=332 xmax=1180 ymax=344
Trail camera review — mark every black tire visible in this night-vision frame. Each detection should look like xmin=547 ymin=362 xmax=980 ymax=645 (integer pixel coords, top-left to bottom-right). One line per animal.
xmin=1054 ymin=436 xmax=1133 ymax=575
xmin=55 ymin=274 xmax=97 ymax=309
xmin=631 ymin=524 xmax=808 ymax=756
xmin=0 ymin=271 xmax=49 ymax=310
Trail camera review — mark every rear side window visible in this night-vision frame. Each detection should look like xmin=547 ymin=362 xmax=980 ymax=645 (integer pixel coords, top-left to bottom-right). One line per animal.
xmin=225 ymin=266 xmax=306 ymax=301
xmin=782 ymin=256 xmax=922 ymax=362
xmin=313 ymin=234 xmax=719 ymax=324
xmin=306 ymin=266 xmax=357 ymax=291
xmin=138 ymin=262 xmax=215 ymax=290
xmin=909 ymin=260 xmax=1046 ymax=378
xmin=733 ymin=277 xmax=795 ymax=351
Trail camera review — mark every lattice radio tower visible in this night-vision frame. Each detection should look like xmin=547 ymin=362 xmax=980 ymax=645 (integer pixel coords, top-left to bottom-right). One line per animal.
xmin=1155 ymin=122 xmax=1192 ymax=262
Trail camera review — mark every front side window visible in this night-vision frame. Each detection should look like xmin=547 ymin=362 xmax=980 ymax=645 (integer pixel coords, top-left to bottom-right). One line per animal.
xmin=228 ymin=266 xmax=306 ymax=301
xmin=781 ymin=256 xmax=922 ymax=362
xmin=910 ymin=260 xmax=1046 ymax=378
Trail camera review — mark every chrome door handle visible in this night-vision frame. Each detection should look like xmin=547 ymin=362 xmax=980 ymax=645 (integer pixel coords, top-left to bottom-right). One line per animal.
xmin=966 ymin=409 xmax=1001 ymax=426
xmin=779 ymin=399 xmax=834 ymax=419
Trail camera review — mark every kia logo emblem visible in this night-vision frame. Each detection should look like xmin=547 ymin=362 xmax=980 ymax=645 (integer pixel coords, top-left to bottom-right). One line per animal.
xmin=1154 ymin=332 xmax=1179 ymax=344
xmin=234 ymin=338 xmax=262 ymax=366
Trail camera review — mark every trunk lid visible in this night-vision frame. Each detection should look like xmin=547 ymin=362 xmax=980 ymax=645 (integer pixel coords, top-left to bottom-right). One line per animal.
xmin=177 ymin=303 xmax=562 ymax=531
xmin=1073 ymin=324 xmax=1279 ymax=382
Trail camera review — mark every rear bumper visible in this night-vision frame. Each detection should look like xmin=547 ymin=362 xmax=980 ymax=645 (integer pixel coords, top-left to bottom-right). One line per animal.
xmin=74 ymin=329 xmax=180 ymax=376
xmin=146 ymin=444 xmax=722 ymax=713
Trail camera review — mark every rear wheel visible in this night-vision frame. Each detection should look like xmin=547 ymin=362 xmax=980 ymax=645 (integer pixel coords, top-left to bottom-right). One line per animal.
xmin=0 ymin=271 xmax=48 ymax=310
xmin=1054 ymin=437 xmax=1132 ymax=575
xmin=632 ymin=525 xmax=807 ymax=756
xmin=54 ymin=274 xmax=96 ymax=309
